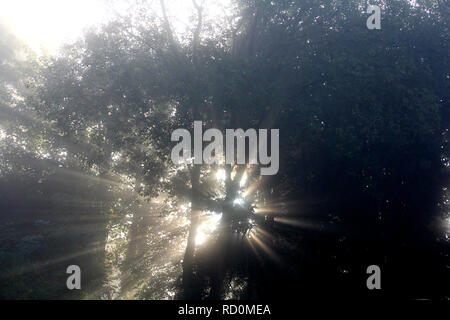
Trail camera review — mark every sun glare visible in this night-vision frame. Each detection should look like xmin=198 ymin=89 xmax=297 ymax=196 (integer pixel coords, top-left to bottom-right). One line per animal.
xmin=239 ymin=172 xmax=247 ymax=187
xmin=195 ymin=212 xmax=222 ymax=246
xmin=233 ymin=198 xmax=244 ymax=206
xmin=0 ymin=0 xmax=115 ymax=54
xmin=216 ymin=169 xmax=226 ymax=181
xmin=0 ymin=0 xmax=231 ymax=55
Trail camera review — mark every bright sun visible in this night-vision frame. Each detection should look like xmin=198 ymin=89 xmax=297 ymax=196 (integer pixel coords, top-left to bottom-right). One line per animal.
xmin=0 ymin=0 xmax=230 ymax=54
xmin=0 ymin=0 xmax=113 ymax=53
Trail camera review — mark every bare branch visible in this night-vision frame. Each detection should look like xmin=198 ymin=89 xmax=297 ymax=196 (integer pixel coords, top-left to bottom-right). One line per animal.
xmin=159 ymin=0 xmax=178 ymax=49
xmin=192 ymin=0 xmax=204 ymax=64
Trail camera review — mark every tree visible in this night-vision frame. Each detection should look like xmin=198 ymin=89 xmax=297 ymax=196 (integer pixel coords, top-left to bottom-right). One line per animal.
xmin=1 ymin=0 xmax=447 ymax=299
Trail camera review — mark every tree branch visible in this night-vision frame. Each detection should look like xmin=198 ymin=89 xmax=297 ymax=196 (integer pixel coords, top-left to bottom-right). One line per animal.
xmin=192 ymin=0 xmax=204 ymax=65
xmin=160 ymin=0 xmax=178 ymax=49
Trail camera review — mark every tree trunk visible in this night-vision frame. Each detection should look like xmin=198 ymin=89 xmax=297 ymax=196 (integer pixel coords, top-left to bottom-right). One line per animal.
xmin=182 ymin=163 xmax=201 ymax=298
xmin=181 ymin=0 xmax=204 ymax=299
xmin=125 ymin=174 xmax=143 ymax=267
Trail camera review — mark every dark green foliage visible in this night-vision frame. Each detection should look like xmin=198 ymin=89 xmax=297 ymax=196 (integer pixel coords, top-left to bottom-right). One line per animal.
xmin=0 ymin=0 xmax=448 ymax=299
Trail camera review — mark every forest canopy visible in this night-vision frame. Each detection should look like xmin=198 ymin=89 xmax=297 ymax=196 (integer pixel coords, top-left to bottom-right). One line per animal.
xmin=0 ymin=0 xmax=448 ymax=300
